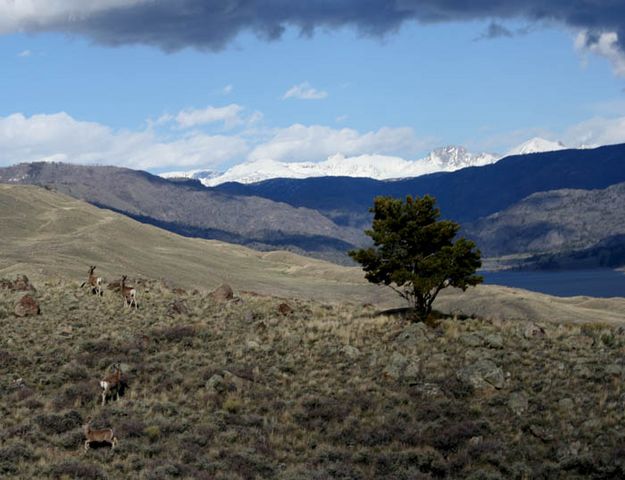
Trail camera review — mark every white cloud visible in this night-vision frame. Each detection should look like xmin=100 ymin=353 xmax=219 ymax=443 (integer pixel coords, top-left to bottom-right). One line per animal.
xmin=575 ymin=30 xmax=625 ymax=77
xmin=175 ymin=104 xmax=245 ymax=129
xmin=563 ymin=115 xmax=625 ymax=147
xmin=221 ymin=84 xmax=233 ymax=95
xmin=0 ymin=0 xmax=148 ymax=33
xmin=282 ymin=82 xmax=328 ymax=100
xmin=0 ymin=112 xmax=248 ymax=170
xmin=249 ymin=124 xmax=433 ymax=163
xmin=18 ymin=49 xmax=32 ymax=57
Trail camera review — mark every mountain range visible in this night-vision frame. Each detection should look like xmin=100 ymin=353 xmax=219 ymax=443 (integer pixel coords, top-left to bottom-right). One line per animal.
xmin=162 ymin=137 xmax=567 ymax=187
xmin=2 ymin=142 xmax=625 ymax=269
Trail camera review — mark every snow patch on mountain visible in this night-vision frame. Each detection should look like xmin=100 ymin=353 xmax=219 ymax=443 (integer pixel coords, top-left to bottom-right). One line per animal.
xmin=506 ymin=137 xmax=567 ymax=156
xmin=161 ymin=146 xmax=499 ymax=186
xmin=159 ymin=138 xmax=572 ymax=186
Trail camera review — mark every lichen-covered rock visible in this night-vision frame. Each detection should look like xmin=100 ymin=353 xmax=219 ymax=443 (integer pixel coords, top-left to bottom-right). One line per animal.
xmin=167 ymin=299 xmax=189 ymax=316
xmin=209 ymin=284 xmax=234 ymax=303
xmin=508 ymin=391 xmax=529 ymax=415
xmin=341 ymin=345 xmax=360 ymax=360
xmin=524 ymin=322 xmax=546 ymax=339
xmin=458 ymin=359 xmax=505 ymax=389
xmin=14 ymin=295 xmax=40 ymax=317
xmin=384 ymin=352 xmax=409 ymax=380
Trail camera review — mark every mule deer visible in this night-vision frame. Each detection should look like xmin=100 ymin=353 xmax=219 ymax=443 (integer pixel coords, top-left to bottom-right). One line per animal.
xmin=83 ymin=417 xmax=118 ymax=452
xmin=120 ymin=275 xmax=137 ymax=309
xmin=81 ymin=266 xmax=103 ymax=296
xmin=100 ymin=363 xmax=124 ymax=406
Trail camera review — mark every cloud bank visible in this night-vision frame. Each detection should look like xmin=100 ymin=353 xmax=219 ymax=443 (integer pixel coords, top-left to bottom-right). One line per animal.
xmin=2 ymin=1 xmax=625 ymax=54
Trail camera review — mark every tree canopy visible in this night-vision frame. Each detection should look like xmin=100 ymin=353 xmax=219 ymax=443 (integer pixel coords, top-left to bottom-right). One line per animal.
xmin=349 ymin=195 xmax=482 ymax=321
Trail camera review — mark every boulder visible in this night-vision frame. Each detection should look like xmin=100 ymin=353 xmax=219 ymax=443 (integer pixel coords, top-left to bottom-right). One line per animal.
xmin=508 ymin=391 xmax=529 ymax=415
xmin=524 ymin=322 xmax=546 ymax=339
xmin=209 ymin=284 xmax=234 ymax=303
xmin=12 ymin=275 xmax=35 ymax=292
xmin=383 ymin=352 xmax=419 ymax=381
xmin=277 ymin=303 xmax=293 ymax=316
xmin=167 ymin=299 xmax=189 ymax=316
xmin=458 ymin=359 xmax=505 ymax=389
xmin=14 ymin=295 xmax=40 ymax=317
xmin=384 ymin=352 xmax=409 ymax=380
xmin=341 ymin=345 xmax=360 ymax=360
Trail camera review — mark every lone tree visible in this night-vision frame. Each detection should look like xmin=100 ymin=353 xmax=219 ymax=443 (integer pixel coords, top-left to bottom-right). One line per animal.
xmin=349 ymin=195 xmax=482 ymax=322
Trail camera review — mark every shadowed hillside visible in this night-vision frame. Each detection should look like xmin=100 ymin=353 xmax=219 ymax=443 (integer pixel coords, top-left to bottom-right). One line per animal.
xmin=213 ymin=143 xmax=625 ymax=228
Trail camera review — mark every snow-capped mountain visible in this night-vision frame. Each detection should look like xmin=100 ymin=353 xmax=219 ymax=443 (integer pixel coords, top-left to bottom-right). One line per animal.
xmin=161 ymin=147 xmax=499 ymax=187
xmin=505 ymin=137 xmax=567 ymax=156
xmin=426 ymin=146 xmax=498 ymax=170
xmin=159 ymin=138 xmax=571 ymax=187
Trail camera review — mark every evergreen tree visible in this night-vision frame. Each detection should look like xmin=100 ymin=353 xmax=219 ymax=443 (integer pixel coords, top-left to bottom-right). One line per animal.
xmin=349 ymin=195 xmax=482 ymax=322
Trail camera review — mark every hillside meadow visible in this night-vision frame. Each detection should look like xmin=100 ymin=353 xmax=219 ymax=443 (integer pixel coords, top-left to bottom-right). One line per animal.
xmin=3 ymin=183 xmax=625 ymax=478
xmin=2 ymin=277 xmax=625 ymax=479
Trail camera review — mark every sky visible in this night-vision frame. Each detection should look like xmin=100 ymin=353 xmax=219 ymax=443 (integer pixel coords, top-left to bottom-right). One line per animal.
xmin=1 ymin=1 xmax=625 ymax=173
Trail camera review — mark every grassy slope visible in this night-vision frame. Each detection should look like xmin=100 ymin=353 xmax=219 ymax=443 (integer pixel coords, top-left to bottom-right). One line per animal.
xmin=4 ymin=183 xmax=625 ymax=325
xmin=1 ymin=280 xmax=625 ymax=479
xmin=0 ymin=184 xmax=387 ymax=305
xmin=3 ymin=184 xmax=625 ymax=478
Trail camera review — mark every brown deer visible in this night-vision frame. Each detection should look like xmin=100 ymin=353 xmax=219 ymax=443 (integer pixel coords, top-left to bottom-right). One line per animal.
xmin=80 ymin=266 xmax=103 ymax=296
xmin=83 ymin=417 xmax=118 ymax=452
xmin=100 ymin=363 xmax=124 ymax=406
xmin=120 ymin=275 xmax=137 ymax=309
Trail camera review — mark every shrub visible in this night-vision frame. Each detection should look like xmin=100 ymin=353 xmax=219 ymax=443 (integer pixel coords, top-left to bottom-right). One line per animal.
xmin=35 ymin=411 xmax=82 ymax=435
xmin=49 ymin=460 xmax=107 ymax=479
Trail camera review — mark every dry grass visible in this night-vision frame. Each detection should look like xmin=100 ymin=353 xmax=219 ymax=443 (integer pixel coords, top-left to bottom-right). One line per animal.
xmin=2 ymin=275 xmax=625 ymax=479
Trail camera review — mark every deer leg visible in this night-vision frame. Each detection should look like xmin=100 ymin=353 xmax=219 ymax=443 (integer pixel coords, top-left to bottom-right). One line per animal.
xmin=84 ymin=440 xmax=90 ymax=452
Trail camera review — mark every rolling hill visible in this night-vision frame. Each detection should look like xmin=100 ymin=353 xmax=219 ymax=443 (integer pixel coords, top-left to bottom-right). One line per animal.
xmin=3 ymin=183 xmax=625 ymax=324
xmin=0 ymin=162 xmax=365 ymax=263
xmin=0 ymin=184 xmax=377 ymax=303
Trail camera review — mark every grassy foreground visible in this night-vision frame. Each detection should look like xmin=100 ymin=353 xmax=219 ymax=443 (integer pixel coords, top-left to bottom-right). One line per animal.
xmin=2 ymin=277 xmax=625 ymax=479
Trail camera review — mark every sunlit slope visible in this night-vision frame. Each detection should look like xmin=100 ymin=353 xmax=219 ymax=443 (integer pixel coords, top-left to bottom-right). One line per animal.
xmin=0 ymin=184 xmax=385 ymax=302
xmin=3 ymin=184 xmax=625 ymax=323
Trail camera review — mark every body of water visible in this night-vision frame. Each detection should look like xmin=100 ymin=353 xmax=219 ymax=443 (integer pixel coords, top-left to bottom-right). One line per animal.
xmin=482 ymin=268 xmax=625 ymax=298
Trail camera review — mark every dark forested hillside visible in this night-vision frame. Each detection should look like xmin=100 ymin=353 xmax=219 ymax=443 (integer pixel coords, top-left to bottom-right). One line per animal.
xmin=213 ymin=143 xmax=625 ymax=228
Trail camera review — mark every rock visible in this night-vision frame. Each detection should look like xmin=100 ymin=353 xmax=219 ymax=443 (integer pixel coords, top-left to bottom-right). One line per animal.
xmin=605 ymin=364 xmax=623 ymax=376
xmin=524 ymin=322 xmax=546 ymax=339
xmin=206 ymin=374 xmax=226 ymax=393
xmin=458 ymin=359 xmax=505 ymax=389
xmin=459 ymin=333 xmax=484 ymax=348
xmin=245 ymin=340 xmax=261 ymax=351
xmin=209 ymin=284 xmax=234 ymax=303
xmin=484 ymin=333 xmax=504 ymax=349
xmin=395 ymin=322 xmax=430 ymax=346
xmin=167 ymin=299 xmax=189 ymax=316
xmin=277 ymin=303 xmax=293 ymax=316
xmin=341 ymin=345 xmax=360 ymax=360
xmin=384 ymin=352 xmax=409 ymax=380
xmin=411 ymin=382 xmax=443 ymax=397
xmin=403 ymin=361 xmax=421 ymax=381
xmin=14 ymin=295 xmax=40 ymax=317
xmin=508 ymin=391 xmax=529 ymax=415
xmin=12 ymin=275 xmax=35 ymax=292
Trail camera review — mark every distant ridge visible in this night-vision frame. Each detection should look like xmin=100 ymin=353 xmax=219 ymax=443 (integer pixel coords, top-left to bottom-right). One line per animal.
xmin=161 ymin=137 xmax=569 ymax=187
xmin=213 ymin=143 xmax=625 ymax=228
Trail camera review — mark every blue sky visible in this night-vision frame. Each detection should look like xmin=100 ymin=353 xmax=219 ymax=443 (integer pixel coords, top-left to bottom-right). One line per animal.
xmin=1 ymin=1 xmax=625 ymax=172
